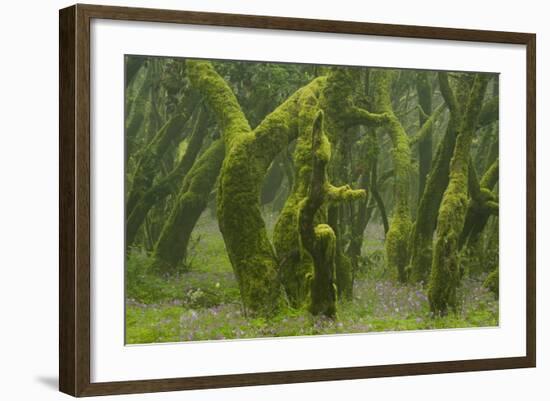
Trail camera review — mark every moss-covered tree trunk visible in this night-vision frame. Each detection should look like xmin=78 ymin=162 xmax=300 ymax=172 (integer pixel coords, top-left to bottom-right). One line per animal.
xmin=126 ymin=113 xmax=189 ymax=219
xmin=408 ymin=73 xmax=470 ymax=283
xmin=126 ymin=108 xmax=211 ymax=247
xmin=415 ymin=72 xmax=433 ymax=198
xmin=298 ymin=112 xmax=337 ymax=317
xmin=344 ymin=129 xmax=378 ymax=291
xmin=273 ymin=67 xmax=386 ymax=307
xmin=151 ymin=139 xmax=225 ymax=273
xmin=187 ymin=61 xmax=368 ymax=315
xmin=125 ymin=62 xmax=153 ymax=160
xmin=428 ymin=73 xmax=489 ymax=315
xmin=187 ymin=60 xmax=329 ymax=315
xmin=371 ymin=69 xmax=413 ymax=283
xmin=455 ymin=158 xmax=498 ymax=277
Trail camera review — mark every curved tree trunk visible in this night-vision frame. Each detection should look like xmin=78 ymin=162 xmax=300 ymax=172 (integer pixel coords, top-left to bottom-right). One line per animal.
xmin=408 ymin=72 xmax=470 ymax=283
xmin=151 ymin=139 xmax=225 ymax=273
xmin=187 ymin=61 xmax=369 ymax=315
xmin=126 ymin=113 xmax=189 ymax=217
xmin=428 ymin=73 xmax=489 ymax=316
xmin=274 ymin=67 xmax=386 ymax=307
xmin=187 ymin=60 xmax=323 ymax=315
xmin=298 ymin=112 xmax=337 ymax=316
xmin=459 ymin=158 xmax=499 ymax=249
xmin=126 ymin=108 xmax=210 ymax=247
xmin=371 ymin=69 xmax=413 ymax=283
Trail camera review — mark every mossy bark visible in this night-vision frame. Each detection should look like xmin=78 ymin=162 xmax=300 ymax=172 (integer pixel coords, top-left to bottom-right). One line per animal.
xmin=125 ymin=63 xmax=153 ymax=159
xmin=346 ymin=130 xmax=378 ymax=287
xmin=188 ymin=60 xmax=333 ymax=315
xmin=415 ymin=72 xmax=433 ymax=197
xmin=459 ymin=158 xmax=499 ymax=249
xmin=126 ymin=109 xmax=211 ymax=247
xmin=298 ymin=112 xmax=364 ymax=316
xmin=298 ymin=112 xmax=336 ymax=316
xmin=126 ymin=113 xmax=188 ymax=219
xmin=408 ymin=73 xmax=470 ymax=283
xmin=273 ymin=68 xmax=383 ymax=306
xmin=272 ymin=79 xmax=329 ymax=308
xmin=151 ymin=139 xmax=225 ymax=273
xmin=371 ymin=69 xmax=413 ymax=283
xmin=428 ymin=73 xmax=489 ymax=316
xmin=483 ymin=268 xmax=499 ymax=296
xmin=327 ymin=206 xmax=353 ymax=301
xmin=125 ymin=56 xmax=145 ymax=89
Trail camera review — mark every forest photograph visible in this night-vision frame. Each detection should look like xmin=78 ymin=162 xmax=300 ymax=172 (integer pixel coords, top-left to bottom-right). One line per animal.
xmin=124 ymin=55 xmax=499 ymax=344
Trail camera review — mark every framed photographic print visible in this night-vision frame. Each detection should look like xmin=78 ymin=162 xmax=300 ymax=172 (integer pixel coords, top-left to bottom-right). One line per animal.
xmin=59 ymin=3 xmax=536 ymax=397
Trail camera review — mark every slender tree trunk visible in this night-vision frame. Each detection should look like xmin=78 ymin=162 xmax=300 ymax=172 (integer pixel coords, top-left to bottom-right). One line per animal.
xmin=125 ymin=64 xmax=153 ymax=162
xmin=260 ymin=154 xmax=285 ymax=205
xmin=346 ymin=130 xmax=378 ymax=282
xmin=415 ymin=72 xmax=433 ymax=198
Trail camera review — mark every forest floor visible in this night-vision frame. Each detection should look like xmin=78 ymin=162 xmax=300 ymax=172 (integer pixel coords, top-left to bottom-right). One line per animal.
xmin=125 ymin=211 xmax=499 ymax=344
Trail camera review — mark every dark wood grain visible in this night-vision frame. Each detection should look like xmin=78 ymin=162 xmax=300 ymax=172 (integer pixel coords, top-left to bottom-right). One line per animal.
xmin=525 ymin=34 xmax=536 ymax=367
xmin=59 ymin=5 xmax=76 ymax=396
xmin=59 ymin=3 xmax=537 ymax=397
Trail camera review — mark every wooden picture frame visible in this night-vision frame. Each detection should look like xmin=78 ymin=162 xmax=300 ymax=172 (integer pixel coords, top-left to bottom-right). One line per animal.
xmin=59 ymin=3 xmax=536 ymax=397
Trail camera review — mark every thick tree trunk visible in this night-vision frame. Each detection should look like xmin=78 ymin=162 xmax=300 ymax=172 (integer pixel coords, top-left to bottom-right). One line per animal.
xmin=298 ymin=112 xmax=337 ymax=317
xmin=188 ymin=61 xmax=368 ymax=315
xmin=188 ymin=60 xmax=328 ymax=315
xmin=274 ymin=67 xmax=385 ymax=307
xmin=428 ymin=74 xmax=489 ymax=316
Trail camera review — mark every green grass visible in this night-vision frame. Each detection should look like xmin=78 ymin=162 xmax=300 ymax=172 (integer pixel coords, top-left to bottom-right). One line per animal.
xmin=126 ymin=213 xmax=498 ymax=344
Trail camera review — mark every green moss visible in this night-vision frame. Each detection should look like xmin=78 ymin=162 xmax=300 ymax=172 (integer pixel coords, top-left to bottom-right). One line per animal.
xmin=276 ymin=67 xmax=379 ymax=306
xmin=191 ymin=59 xmax=331 ymax=315
xmin=308 ymin=224 xmax=337 ymax=317
xmin=186 ymin=60 xmax=251 ymax=147
xmin=480 ymin=158 xmax=499 ymax=189
xmin=371 ymin=69 xmax=413 ymax=283
xmin=151 ymin=139 xmax=225 ymax=273
xmin=126 ymin=109 xmax=210 ymax=247
xmin=428 ymin=74 xmax=490 ymax=315
xmin=272 ymin=79 xmax=329 ymax=307
xmin=126 ymin=113 xmax=188 ymax=222
xmin=408 ymin=73 xmax=476 ymax=284
xmin=483 ymin=268 xmax=499 ymax=296
xmin=335 ymin=251 xmax=353 ymax=301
